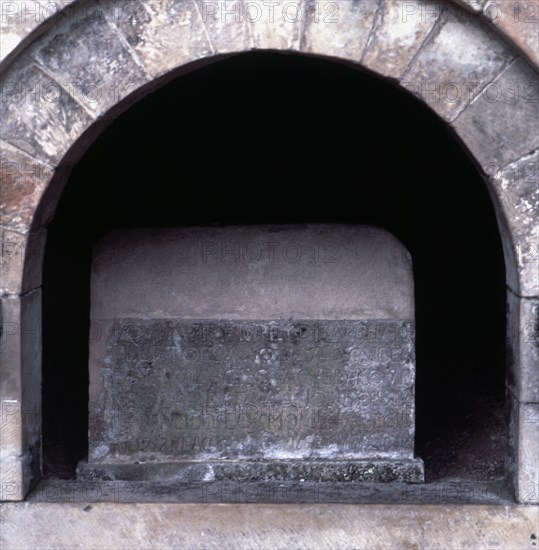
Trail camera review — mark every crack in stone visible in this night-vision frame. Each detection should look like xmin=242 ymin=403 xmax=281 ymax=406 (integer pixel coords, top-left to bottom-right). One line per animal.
xmin=450 ymin=55 xmax=519 ymax=124
xmin=399 ymin=6 xmax=444 ymax=82
xmin=505 ymin=149 xmax=539 ymax=171
xmin=506 ymin=385 xmax=539 ymax=405
xmin=1 ymin=286 xmax=42 ymax=301
xmin=298 ymin=0 xmax=310 ymax=53
xmin=447 ymin=55 xmax=520 ymax=123
xmin=192 ymin=0 xmax=217 ymax=54
xmin=97 ymin=0 xmax=151 ymax=80
xmin=507 ymin=286 xmax=539 ymax=301
xmin=360 ymin=0 xmax=384 ymax=65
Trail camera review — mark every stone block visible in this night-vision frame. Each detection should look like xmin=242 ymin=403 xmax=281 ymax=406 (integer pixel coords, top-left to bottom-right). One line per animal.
xmin=0 ymin=291 xmax=42 ymax=501
xmin=83 ymin=225 xmax=423 ymax=483
xmin=1 ymin=502 xmax=538 ymax=547
xmin=489 ymin=150 xmax=539 ymax=298
xmin=20 ymin=290 xmax=42 ymax=423
xmin=402 ymin=4 xmax=514 ymax=121
xmin=507 ymin=394 xmax=539 ymax=504
xmin=102 ymin=0 xmax=213 ymax=79
xmin=0 ymin=292 xmax=41 ymax=413
xmin=507 ymin=292 xmax=539 ymax=403
xmin=28 ymin=1 xmax=149 ymax=117
xmin=0 ymin=406 xmax=38 ymax=501
xmin=0 ymin=141 xmax=54 ymax=234
xmin=362 ymin=0 xmax=438 ymax=79
xmin=0 ymin=58 xmax=93 ymax=166
xmin=302 ymin=0 xmax=378 ymax=62
xmin=1 ymin=298 xmax=22 ymax=401
xmin=0 ymin=291 xmax=42 ymax=418
xmin=0 ymin=0 xmax=77 ymax=64
xmin=245 ymin=0 xmax=304 ymax=50
xmin=193 ymin=0 xmax=251 ymax=54
xmin=453 ymin=58 xmax=539 ymax=171
xmin=0 ymin=399 xmax=23 ymax=456
xmin=0 ymin=227 xmax=46 ymax=296
xmin=485 ymin=0 xmax=539 ymax=67
xmin=0 ymin=458 xmax=25 ymax=501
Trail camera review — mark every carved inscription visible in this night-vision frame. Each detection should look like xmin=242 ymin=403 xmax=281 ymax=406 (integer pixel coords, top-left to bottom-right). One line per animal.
xmin=90 ymin=320 xmax=416 ymax=463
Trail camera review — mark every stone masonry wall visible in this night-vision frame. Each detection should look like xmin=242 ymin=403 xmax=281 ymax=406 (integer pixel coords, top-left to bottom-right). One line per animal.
xmin=0 ymin=0 xmax=537 ymax=502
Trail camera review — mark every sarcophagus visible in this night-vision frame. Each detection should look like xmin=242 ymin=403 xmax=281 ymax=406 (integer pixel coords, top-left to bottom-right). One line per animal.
xmin=78 ymin=225 xmax=424 ymax=482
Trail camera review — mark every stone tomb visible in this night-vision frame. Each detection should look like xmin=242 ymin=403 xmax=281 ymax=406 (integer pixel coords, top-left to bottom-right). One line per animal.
xmin=78 ymin=225 xmax=424 ymax=482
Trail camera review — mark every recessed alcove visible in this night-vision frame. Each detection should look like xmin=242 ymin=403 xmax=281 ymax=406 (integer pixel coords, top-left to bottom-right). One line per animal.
xmin=41 ymin=52 xmax=507 ymax=497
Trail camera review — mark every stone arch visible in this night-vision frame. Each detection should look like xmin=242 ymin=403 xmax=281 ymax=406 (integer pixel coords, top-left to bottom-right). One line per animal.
xmin=0 ymin=0 xmax=537 ymax=502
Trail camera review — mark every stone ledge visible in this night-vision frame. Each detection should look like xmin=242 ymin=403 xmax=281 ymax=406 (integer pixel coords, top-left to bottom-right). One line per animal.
xmin=77 ymin=459 xmax=425 ymax=483
xmin=1 ymin=501 xmax=537 ymax=549
xmin=22 ymin=478 xmax=512 ymax=504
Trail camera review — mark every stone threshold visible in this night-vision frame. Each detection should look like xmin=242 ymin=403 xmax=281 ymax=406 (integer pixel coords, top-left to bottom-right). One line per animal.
xmin=1 ymin=501 xmax=537 ymax=550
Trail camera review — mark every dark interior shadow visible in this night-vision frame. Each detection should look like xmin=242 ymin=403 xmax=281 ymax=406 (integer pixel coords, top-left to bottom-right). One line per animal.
xmin=42 ymin=52 xmax=506 ymax=482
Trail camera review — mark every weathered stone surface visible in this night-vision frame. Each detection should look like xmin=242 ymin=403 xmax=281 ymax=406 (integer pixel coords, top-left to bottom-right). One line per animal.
xmin=102 ymin=0 xmax=213 ymax=79
xmin=362 ymin=0 xmax=438 ymax=79
xmin=302 ymin=0 xmax=379 ymax=62
xmin=28 ymin=1 xmax=149 ymax=117
xmin=0 ymin=141 xmax=54 ymax=234
xmin=489 ymin=150 xmax=539 ymax=298
xmin=87 ymin=319 xmax=418 ymax=472
xmin=516 ymin=401 xmax=539 ymax=504
xmin=245 ymin=0 xmax=304 ymax=50
xmin=194 ymin=0 xmax=250 ymax=54
xmin=1 ymin=502 xmax=538 ymax=549
xmin=0 ymin=458 xmax=25 ymax=501
xmin=0 ymin=0 xmax=536 ymax=505
xmin=90 ymin=226 xmax=414 ymax=321
xmin=402 ymin=5 xmax=514 ymax=121
xmin=507 ymin=393 xmax=539 ymax=504
xmin=0 ymin=298 xmax=22 ymax=401
xmin=453 ymin=58 xmax=539 ymax=171
xmin=0 ymin=291 xmax=42 ymax=400
xmin=0 ymin=58 xmax=93 ymax=165
xmin=486 ymin=0 xmax=539 ymax=67
xmin=0 ymin=291 xmax=42 ymax=501
xmin=507 ymin=292 xmax=539 ymax=403
xmin=0 ymin=0 xmax=77 ymax=64
xmin=85 ymin=225 xmax=421 ymax=483
xmin=0 ymin=227 xmax=46 ymax=296
xmin=78 ymin=458 xmax=424 ymax=483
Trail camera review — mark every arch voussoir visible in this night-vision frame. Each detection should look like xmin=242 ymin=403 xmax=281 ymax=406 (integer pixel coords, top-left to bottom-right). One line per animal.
xmin=361 ymin=0 xmax=439 ymax=79
xmin=0 ymin=57 xmax=93 ymax=166
xmin=244 ymin=0 xmax=305 ymax=50
xmin=0 ymin=0 xmax=537 ymax=505
xmin=24 ymin=1 xmax=150 ymax=119
xmin=302 ymin=0 xmax=378 ymax=62
xmin=99 ymin=0 xmax=215 ymax=79
xmin=193 ymin=0 xmax=251 ymax=54
xmin=401 ymin=9 xmax=516 ymax=122
xmin=452 ymin=58 xmax=539 ymax=176
xmin=484 ymin=0 xmax=539 ymax=68
xmin=0 ymin=141 xmax=54 ymax=235
xmin=488 ymin=150 xmax=539 ymax=300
